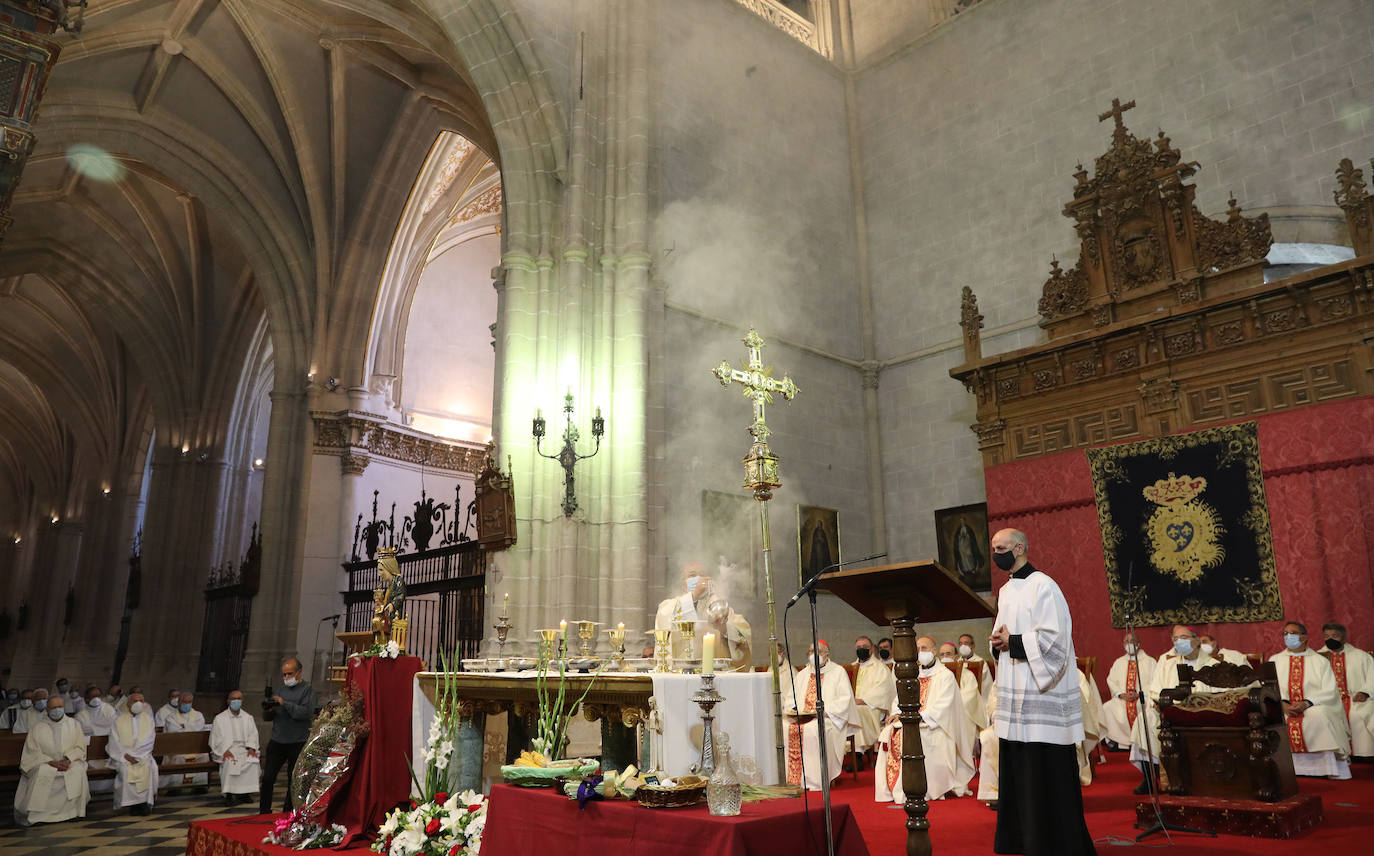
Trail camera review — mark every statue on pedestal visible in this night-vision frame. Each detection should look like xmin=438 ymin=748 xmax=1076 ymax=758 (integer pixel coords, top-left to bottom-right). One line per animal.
xmin=371 ymin=547 xmax=407 ymax=650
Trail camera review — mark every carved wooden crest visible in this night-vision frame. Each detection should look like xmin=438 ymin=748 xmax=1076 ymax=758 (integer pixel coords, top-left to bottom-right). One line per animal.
xmin=1038 ymin=99 xmax=1272 ymax=337
xmin=1335 ymin=156 xmax=1373 ymax=256
xmin=474 ymin=444 xmax=517 ymax=552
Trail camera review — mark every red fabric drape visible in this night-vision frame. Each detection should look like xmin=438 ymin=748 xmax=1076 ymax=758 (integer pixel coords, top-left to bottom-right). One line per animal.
xmin=329 ymin=655 xmax=423 ymax=846
xmin=986 ymin=394 xmax=1374 ymax=700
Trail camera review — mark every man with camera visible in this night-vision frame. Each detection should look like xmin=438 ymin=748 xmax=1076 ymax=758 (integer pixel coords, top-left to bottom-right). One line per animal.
xmin=258 ymin=657 xmax=315 ymax=816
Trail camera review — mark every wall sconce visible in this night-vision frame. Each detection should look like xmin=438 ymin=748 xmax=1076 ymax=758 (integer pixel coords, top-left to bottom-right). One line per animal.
xmin=50 ymin=515 xmax=59 ymax=524
xmin=325 ymin=377 xmax=340 ymax=391
xmin=180 ymin=444 xmax=190 ymax=456
xmin=101 ymin=486 xmax=111 ymax=497
xmin=12 ymin=536 xmax=20 ymax=544
xmin=252 ymin=458 xmax=265 ymax=470
xmin=532 ymin=391 xmax=605 ymax=517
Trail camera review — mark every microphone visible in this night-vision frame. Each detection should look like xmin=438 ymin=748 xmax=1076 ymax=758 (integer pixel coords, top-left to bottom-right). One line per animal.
xmin=786 ymin=552 xmax=888 ymax=607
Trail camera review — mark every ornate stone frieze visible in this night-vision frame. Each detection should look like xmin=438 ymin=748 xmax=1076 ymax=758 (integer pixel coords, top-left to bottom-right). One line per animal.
xmin=730 ymin=0 xmax=821 ymax=55
xmin=312 ymin=411 xmax=486 ymax=475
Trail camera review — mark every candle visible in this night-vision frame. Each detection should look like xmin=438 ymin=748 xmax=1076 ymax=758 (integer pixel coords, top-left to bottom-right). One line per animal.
xmin=503 ymin=592 xmax=510 ymax=614
xmin=702 ymin=633 xmax=716 ymax=674
xmin=617 ymin=622 xmax=625 ymax=633
xmin=560 ymin=619 xmax=567 ymax=639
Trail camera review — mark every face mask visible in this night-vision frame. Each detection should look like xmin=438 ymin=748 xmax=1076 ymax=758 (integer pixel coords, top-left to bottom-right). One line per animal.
xmin=918 ymin=650 xmax=935 ymax=667
xmin=34 ymin=699 xmax=47 ymax=711
xmin=855 ymin=648 xmax=871 ymax=662
xmin=1199 ymin=643 xmax=1214 ymax=657
xmin=56 ymin=683 xmax=69 ymax=694
xmin=87 ymin=697 xmax=100 ymax=708
xmin=992 ymin=549 xmax=1016 ymax=571
xmin=1124 ymin=643 xmax=1138 ymax=655
xmin=940 ymin=655 xmax=956 ymax=663
xmin=129 ymin=701 xmax=145 ymax=715
xmin=5 ymin=693 xmax=16 ymax=702
xmin=958 ymin=644 xmax=973 ymax=658
xmin=685 ymin=575 xmax=700 ymax=593
xmin=47 ymin=708 xmax=65 ymax=722
xmin=1173 ymin=637 xmax=1193 ymax=656
xmin=229 ymin=699 xmax=243 ymax=712
xmin=19 ymin=699 xmax=32 ymax=709
xmin=284 ymin=677 xmax=300 ymax=688
xmin=179 ymin=703 xmax=192 ymax=714
xmin=878 ymin=649 xmax=891 ymax=661
xmin=1284 ymin=633 xmax=1302 ymax=650
xmin=1325 ymin=638 xmax=1344 ymax=652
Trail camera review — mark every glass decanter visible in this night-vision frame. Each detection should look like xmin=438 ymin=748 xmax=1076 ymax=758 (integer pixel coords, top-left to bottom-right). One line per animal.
xmin=706 ymin=732 xmax=742 ymax=816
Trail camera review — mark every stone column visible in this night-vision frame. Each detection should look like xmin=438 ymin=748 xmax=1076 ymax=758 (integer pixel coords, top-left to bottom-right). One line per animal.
xmin=20 ymin=518 xmax=83 ymax=686
xmin=58 ymin=489 xmax=132 ymax=687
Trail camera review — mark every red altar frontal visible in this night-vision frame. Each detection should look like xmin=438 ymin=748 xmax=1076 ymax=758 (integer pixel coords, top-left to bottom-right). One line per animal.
xmin=187 ymin=814 xmax=374 ymax=856
xmin=479 ymin=783 xmax=871 ymax=856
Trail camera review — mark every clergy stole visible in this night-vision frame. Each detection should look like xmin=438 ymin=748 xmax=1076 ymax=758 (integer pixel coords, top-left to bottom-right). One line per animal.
xmin=785 ymin=674 xmax=819 ymax=787
xmin=885 ymin=676 xmax=932 ymax=794
xmin=1124 ymin=661 xmax=1139 ymax=729
xmin=1328 ymin=653 xmax=1352 ymax=717
xmin=1286 ymin=655 xmax=1309 ymax=754
xmin=116 ymin=713 xmax=154 ymax=793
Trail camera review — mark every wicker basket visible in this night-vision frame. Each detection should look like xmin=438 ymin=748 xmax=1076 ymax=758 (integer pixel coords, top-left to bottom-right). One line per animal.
xmin=635 ymin=775 xmax=707 ymax=809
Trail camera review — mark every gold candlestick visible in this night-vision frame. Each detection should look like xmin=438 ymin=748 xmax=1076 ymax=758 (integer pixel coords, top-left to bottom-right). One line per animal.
xmin=576 ymin=620 xmax=600 ymax=658
xmin=676 ymin=619 xmax=697 ymax=673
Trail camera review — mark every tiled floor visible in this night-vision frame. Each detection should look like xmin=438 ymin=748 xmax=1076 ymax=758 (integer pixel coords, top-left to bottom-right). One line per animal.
xmin=0 ymin=789 xmax=252 ymax=855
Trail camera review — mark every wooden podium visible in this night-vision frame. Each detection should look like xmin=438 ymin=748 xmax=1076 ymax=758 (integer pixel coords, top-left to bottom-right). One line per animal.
xmin=821 ymin=559 xmax=996 ymax=856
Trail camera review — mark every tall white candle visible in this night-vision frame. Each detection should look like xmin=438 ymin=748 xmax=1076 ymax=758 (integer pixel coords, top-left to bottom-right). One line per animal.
xmin=702 ymin=633 xmax=716 ymax=674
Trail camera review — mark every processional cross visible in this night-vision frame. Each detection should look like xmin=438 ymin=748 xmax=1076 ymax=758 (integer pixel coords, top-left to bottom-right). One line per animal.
xmin=711 ymin=328 xmax=799 ymax=780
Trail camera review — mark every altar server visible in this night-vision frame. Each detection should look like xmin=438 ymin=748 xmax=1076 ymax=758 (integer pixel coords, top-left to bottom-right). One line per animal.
xmin=1130 ymin=625 xmax=1219 ymax=793
xmin=875 ymin=636 xmax=975 ymax=803
xmin=161 ymin=691 xmax=210 ymax=789
xmin=852 ymin=636 xmax=897 ymax=752
xmin=1198 ymin=633 xmax=1248 ymax=666
xmin=1101 ymin=632 xmax=1156 ymax=751
xmin=1271 ymin=621 xmax=1351 ymax=779
xmin=13 ymin=694 xmax=88 ymax=826
xmin=783 ymin=639 xmax=857 ymax=790
xmin=210 ymin=690 xmax=261 ymax=806
xmin=108 ymin=691 xmax=158 ymax=815
xmin=988 ymin=528 xmax=1094 ymax=856
xmin=957 ymin=633 xmax=996 ymax=707
xmin=1321 ymin=622 xmax=1374 ymax=757
xmin=940 ymin=641 xmax=988 ymax=730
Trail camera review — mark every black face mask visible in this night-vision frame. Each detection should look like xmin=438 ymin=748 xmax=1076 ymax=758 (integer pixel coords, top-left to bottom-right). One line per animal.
xmin=1325 ymin=638 xmax=1345 ymax=651
xmin=877 ymin=648 xmax=891 ymax=661
xmin=992 ymin=549 xmax=1017 ymax=571
xmin=856 ymin=647 xmax=871 ymax=662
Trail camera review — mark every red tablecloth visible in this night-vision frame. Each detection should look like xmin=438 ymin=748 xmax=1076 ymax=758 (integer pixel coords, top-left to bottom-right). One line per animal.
xmin=185 ymin=814 xmax=373 ymax=856
xmin=480 ymin=783 xmax=871 ymax=856
xmin=328 ymin=655 xmax=423 ymax=845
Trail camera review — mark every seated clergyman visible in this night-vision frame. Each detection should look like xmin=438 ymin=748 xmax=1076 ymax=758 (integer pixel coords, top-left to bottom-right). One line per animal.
xmin=210 ymin=690 xmax=261 ymax=806
xmin=1101 ymin=631 xmax=1155 ymax=752
xmin=109 ymin=691 xmax=159 ymax=815
xmin=160 ymin=691 xmax=211 ymax=789
xmin=1130 ymin=625 xmax=1220 ymax=793
xmin=875 ymin=635 xmax=975 ymax=803
xmin=940 ymin=641 xmax=987 ymax=731
xmin=852 ymin=636 xmax=896 ymax=754
xmin=1320 ymin=622 xmax=1374 ymax=759
xmin=784 ymin=640 xmax=857 ymax=790
xmin=13 ymin=693 xmax=89 ymax=826
xmin=1270 ymin=621 xmax=1351 ymax=779
xmin=1198 ymin=633 xmax=1248 ymax=666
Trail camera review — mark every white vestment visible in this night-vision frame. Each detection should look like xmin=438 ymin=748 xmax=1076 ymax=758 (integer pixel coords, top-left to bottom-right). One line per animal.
xmin=962 ymin=653 xmax=996 ymax=708
xmin=993 ymin=570 xmax=1084 ymax=747
xmin=11 ymin=706 xmax=37 ymax=734
xmin=852 ymin=659 xmax=897 ymax=751
xmin=977 ymin=690 xmax=998 ymax=801
xmin=1270 ymin=649 xmax=1351 ymax=778
xmin=160 ymin=708 xmax=210 ymax=788
xmin=1212 ymin=647 xmax=1249 ymax=666
xmin=108 ymin=710 xmax=158 ymax=808
xmin=784 ymin=660 xmax=857 ymax=790
xmin=14 ymin=716 xmax=89 ymax=826
xmin=1075 ymin=669 xmax=1104 ymax=785
xmin=875 ymin=662 xmax=975 ymax=803
xmin=1325 ymin=645 xmax=1374 ymax=756
xmin=210 ymin=709 xmax=261 ymax=794
xmin=949 ymin=660 xmax=988 ymax=730
xmin=652 ymin=593 xmax=752 ymax=667
xmin=1130 ymin=650 xmax=1221 ymax=765
xmin=154 ymin=702 xmax=177 ymax=730
xmin=1101 ymin=652 xmax=1156 ymax=748
xmin=75 ymin=703 xmax=119 ymax=795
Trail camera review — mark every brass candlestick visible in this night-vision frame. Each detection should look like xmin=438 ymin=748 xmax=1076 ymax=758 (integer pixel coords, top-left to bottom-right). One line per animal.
xmin=494 ymin=611 xmax=512 ymax=669
xmin=607 ymin=627 xmax=627 ymax=670
xmin=576 ymin=620 xmax=600 ymax=659
xmin=690 ymin=673 xmax=726 ymax=776
xmin=676 ymin=619 xmax=697 ymax=673
xmin=652 ymin=629 xmax=672 ymax=673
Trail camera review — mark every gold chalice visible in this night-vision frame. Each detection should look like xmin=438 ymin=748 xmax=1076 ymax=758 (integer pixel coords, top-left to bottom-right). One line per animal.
xmin=606 ymin=626 xmax=628 ymax=670
xmin=653 ymin=628 xmax=672 ymax=673
xmin=538 ymin=628 xmax=560 ymax=664
xmin=676 ymin=619 xmax=697 ymax=672
xmin=576 ymin=620 xmax=600 ymax=659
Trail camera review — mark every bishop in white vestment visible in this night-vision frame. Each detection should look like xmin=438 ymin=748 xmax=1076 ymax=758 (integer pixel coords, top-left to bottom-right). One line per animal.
xmin=652 ymin=562 xmax=751 ymax=667
xmin=783 ymin=640 xmax=857 ymax=791
xmin=160 ymin=692 xmax=211 ymax=788
xmin=13 ymin=698 xmax=89 ymax=826
xmin=108 ymin=693 xmax=159 ymax=814
xmin=1100 ymin=633 xmax=1156 ymax=750
xmin=852 ymin=636 xmax=897 ymax=751
xmin=1319 ymin=623 xmax=1374 ymax=757
xmin=210 ymin=691 xmax=261 ymax=803
xmin=875 ymin=639 xmax=975 ymax=803
xmin=1271 ymin=623 xmax=1351 ymax=779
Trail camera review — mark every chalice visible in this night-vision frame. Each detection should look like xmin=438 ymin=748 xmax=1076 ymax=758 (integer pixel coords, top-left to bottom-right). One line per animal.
xmin=538 ymin=628 xmax=560 ymax=664
xmin=675 ymin=619 xmax=697 ymax=673
xmin=652 ymin=629 xmax=672 ymax=673
xmin=607 ymin=626 xmax=628 ymax=670
xmin=576 ymin=620 xmax=600 ymax=659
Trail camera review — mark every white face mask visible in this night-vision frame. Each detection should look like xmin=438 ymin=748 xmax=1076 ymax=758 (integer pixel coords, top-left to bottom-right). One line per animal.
xmin=129 ymin=701 xmax=145 ymax=715
xmin=940 ymin=655 xmax=956 ymax=663
xmin=283 ymin=677 xmax=300 ymax=688
xmin=918 ymin=650 xmax=935 ymax=668
xmin=685 ymin=575 xmax=700 ymax=593
xmin=87 ymin=697 xmax=100 ymax=708
xmin=958 ymin=644 xmax=973 ymax=658
xmin=1199 ymin=643 xmax=1215 ymax=657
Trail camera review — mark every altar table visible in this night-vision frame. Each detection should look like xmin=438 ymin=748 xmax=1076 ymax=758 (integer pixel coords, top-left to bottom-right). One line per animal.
xmin=479 ymin=783 xmax=870 ymax=856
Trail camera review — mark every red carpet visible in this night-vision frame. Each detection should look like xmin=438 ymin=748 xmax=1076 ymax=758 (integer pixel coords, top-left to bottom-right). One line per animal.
xmin=826 ymin=753 xmax=1374 ymax=855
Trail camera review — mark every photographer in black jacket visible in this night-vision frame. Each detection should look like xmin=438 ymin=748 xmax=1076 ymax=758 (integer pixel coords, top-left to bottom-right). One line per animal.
xmin=258 ymin=657 xmax=315 ymax=815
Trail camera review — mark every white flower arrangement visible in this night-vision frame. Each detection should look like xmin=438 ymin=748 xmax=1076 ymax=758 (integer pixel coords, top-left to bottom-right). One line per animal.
xmin=370 ymin=790 xmax=487 ymax=856
xmin=351 ymin=638 xmax=403 ymax=662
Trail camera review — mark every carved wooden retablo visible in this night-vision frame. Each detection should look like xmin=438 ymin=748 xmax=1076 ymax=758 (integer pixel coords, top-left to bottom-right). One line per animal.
xmin=952 ymin=100 xmax=1374 ymax=467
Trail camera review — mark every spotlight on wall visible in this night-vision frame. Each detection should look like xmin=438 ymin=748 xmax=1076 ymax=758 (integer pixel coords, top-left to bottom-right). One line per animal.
xmin=50 ymin=515 xmax=59 ymax=524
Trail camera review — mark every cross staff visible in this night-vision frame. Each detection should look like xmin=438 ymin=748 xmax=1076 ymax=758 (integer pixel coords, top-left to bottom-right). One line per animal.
xmin=711 ymin=327 xmax=799 ymax=781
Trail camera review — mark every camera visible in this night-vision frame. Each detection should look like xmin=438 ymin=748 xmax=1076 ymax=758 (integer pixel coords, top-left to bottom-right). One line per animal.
xmin=262 ymin=684 xmax=279 ymax=719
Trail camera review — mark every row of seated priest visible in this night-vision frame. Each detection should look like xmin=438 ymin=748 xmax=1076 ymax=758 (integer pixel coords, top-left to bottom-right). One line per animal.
xmin=1099 ymin=621 xmax=1372 ymax=792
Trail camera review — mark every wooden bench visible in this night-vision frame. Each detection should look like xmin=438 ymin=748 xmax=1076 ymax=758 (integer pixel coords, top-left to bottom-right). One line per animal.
xmin=0 ymin=729 xmax=218 ymax=789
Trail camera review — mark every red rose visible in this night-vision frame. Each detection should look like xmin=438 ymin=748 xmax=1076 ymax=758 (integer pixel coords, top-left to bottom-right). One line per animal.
xmin=448 ymin=846 xmax=463 ymax=856
xmin=425 ymin=817 xmax=442 ymax=836
xmin=409 ymin=798 xmax=419 ymax=809
xmin=434 ymin=791 xmax=449 ymax=804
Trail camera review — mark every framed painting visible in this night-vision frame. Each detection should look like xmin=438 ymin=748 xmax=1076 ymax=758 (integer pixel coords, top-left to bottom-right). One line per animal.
xmin=934 ymin=502 xmax=991 ymax=592
xmin=701 ymin=489 xmax=758 ymax=598
xmin=797 ymin=505 xmax=840 ymax=587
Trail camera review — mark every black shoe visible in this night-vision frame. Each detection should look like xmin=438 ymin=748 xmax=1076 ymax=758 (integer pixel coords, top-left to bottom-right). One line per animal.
xmin=1133 ymin=779 xmax=1153 ymax=795
xmin=223 ymin=795 xmax=235 ymax=807
xmin=985 ymin=801 xmax=999 ymax=811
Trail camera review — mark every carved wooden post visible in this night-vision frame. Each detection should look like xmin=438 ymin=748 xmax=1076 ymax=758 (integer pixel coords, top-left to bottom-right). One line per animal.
xmin=891 ymin=615 xmax=931 ymax=856
xmin=1335 ymin=157 xmax=1373 ymax=256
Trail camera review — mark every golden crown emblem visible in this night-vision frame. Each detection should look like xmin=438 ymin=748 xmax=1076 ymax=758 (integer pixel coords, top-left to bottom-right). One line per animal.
xmin=1142 ymin=473 xmax=1207 ymax=506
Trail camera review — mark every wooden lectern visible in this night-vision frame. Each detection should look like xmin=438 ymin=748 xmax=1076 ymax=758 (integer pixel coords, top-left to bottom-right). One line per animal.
xmin=822 ymin=560 xmax=996 ymax=856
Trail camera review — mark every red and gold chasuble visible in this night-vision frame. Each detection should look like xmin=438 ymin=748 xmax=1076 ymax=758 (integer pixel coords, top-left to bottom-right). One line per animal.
xmin=785 ymin=674 xmax=820 ymax=786
xmin=1124 ymin=661 xmax=1139 ymax=729
xmin=885 ymin=676 xmax=932 ymax=793
xmin=1286 ymin=654 xmax=1309 ymax=754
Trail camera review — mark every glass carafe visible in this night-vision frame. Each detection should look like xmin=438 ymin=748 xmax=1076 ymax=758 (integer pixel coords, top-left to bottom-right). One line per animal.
xmin=706 ymin=732 xmax=742 ymax=816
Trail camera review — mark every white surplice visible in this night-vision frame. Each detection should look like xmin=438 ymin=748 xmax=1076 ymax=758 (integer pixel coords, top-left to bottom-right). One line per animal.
xmin=875 ymin=661 xmax=975 ymax=803
xmin=853 ymin=658 xmax=897 ymax=751
xmin=107 ymin=710 xmax=158 ymax=808
xmin=14 ymin=716 xmax=89 ymax=826
xmin=1326 ymin=645 xmax=1374 ymax=756
xmin=1101 ymin=651 xmax=1156 ymax=749
xmin=209 ymin=709 xmax=261 ymax=795
xmin=1129 ymin=650 xmax=1220 ymax=766
xmin=11 ymin=706 xmax=37 ymax=734
xmin=783 ymin=659 xmax=857 ymax=791
xmin=160 ymin=708 xmax=210 ymax=788
xmin=1270 ymin=649 xmax=1351 ymax=778
xmin=992 ymin=569 xmax=1084 ymax=747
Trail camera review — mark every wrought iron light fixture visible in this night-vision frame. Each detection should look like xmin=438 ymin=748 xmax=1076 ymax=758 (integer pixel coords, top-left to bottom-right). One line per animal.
xmin=532 ymin=392 xmax=604 ymax=517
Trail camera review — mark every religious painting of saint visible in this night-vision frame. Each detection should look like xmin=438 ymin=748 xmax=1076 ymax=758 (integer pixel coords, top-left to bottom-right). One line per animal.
xmin=934 ymin=503 xmax=991 ymax=592
xmin=796 ymin=505 xmax=840 ymax=587
xmin=701 ymin=490 xmax=758 ymax=597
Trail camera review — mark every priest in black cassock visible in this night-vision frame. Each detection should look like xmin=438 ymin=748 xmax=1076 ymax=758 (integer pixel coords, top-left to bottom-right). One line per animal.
xmin=988 ymin=528 xmax=1096 ymax=856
